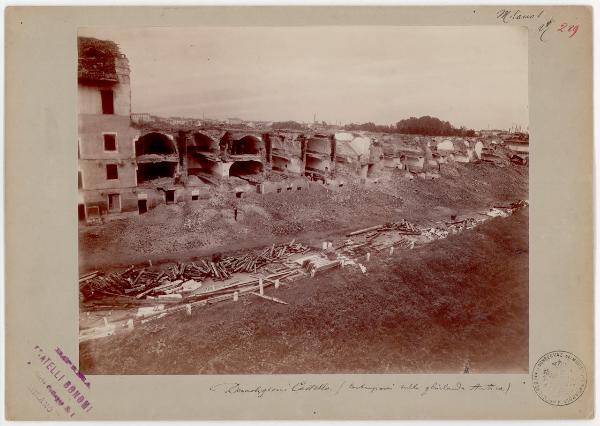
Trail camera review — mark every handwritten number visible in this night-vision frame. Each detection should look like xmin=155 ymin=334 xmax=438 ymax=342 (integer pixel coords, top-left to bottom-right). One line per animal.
xmin=557 ymin=22 xmax=579 ymax=38
xmin=569 ymin=24 xmax=579 ymax=37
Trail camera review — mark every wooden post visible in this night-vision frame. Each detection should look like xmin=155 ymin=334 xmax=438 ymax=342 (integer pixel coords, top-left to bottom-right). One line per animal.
xmin=390 ymin=246 xmax=394 ymax=255
xmin=366 ymin=252 xmax=371 ymax=262
xmin=103 ymin=317 xmax=109 ymax=327
xmin=310 ymin=269 xmax=316 ymax=278
xmin=186 ymin=304 xmax=192 ymax=316
xmin=322 ymin=241 xmax=328 ymax=250
xmin=327 ymin=241 xmax=333 ymax=249
xmin=274 ymin=279 xmax=280 ymax=289
xmin=127 ymin=319 xmax=134 ymax=329
xmin=259 ymin=277 xmax=264 ymax=295
xmin=233 ymin=291 xmax=239 ymax=302
xmin=148 ymin=259 xmax=153 ymax=267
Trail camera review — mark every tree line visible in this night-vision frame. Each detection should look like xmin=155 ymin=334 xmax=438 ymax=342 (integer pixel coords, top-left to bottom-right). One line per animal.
xmin=271 ymin=116 xmax=477 ymax=137
xmin=344 ymin=116 xmax=476 ymax=136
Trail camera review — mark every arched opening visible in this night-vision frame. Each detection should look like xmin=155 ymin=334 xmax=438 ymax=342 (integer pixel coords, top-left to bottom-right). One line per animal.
xmin=229 ymin=160 xmax=263 ymax=178
xmin=136 ymin=132 xmax=177 ymax=156
xmin=137 ymin=162 xmax=177 ymax=183
xmin=231 ymin=135 xmax=263 ymax=155
xmin=136 ymin=132 xmax=178 ymax=183
xmin=190 ymin=133 xmax=219 ymax=154
xmin=272 ymin=155 xmax=290 ymax=172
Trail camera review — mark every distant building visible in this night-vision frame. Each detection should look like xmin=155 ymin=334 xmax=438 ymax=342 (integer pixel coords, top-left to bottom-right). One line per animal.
xmin=131 ymin=112 xmax=152 ymax=124
xmin=478 ymin=129 xmax=503 ymax=137
xmin=168 ymin=117 xmax=187 ymax=126
xmin=226 ymin=117 xmax=243 ymax=125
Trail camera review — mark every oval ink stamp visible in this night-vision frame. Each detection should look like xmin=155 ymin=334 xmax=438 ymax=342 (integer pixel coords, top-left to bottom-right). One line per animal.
xmin=532 ymin=351 xmax=587 ymax=406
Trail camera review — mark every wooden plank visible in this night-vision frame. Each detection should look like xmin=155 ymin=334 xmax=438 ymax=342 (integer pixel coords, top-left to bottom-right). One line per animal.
xmin=250 ymin=292 xmax=289 ymax=305
xmin=346 ymin=224 xmax=382 ymax=237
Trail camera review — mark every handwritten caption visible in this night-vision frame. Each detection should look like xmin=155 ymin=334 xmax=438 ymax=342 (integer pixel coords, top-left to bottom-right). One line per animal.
xmin=209 ymin=380 xmax=511 ymax=399
xmin=25 ymin=345 xmax=94 ymax=419
xmin=496 ymin=9 xmax=580 ymax=42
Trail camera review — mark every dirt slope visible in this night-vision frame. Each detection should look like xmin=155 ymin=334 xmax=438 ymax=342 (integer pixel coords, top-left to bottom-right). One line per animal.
xmin=80 ymin=208 xmax=528 ymax=374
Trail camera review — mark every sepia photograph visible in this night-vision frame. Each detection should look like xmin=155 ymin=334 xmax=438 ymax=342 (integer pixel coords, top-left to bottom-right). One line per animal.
xmin=77 ymin=25 xmax=529 ymax=375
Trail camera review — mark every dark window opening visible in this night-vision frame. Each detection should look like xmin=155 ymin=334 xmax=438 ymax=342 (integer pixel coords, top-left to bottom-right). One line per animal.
xmin=191 ymin=194 xmax=199 ymax=201
xmin=165 ymin=190 xmax=175 ymax=204
xmin=78 ymin=171 xmax=82 ymax=189
xmin=87 ymin=206 xmax=100 ymax=218
xmin=297 ymin=187 xmax=302 ymax=190
xmin=235 ymin=192 xmax=243 ymax=198
xmin=100 ymin=90 xmax=114 ymax=114
xmin=106 ymin=164 xmax=118 ymax=180
xmin=78 ymin=204 xmax=86 ymax=221
xmin=108 ymin=193 xmax=120 ymax=212
xmin=339 ymin=183 xmax=344 ymax=187
xmin=104 ymin=134 xmax=116 ymax=151
xmin=277 ymin=188 xmax=282 ymax=193
xmin=367 ymin=163 xmax=376 ymax=178
xmin=138 ymin=199 xmax=147 ymax=214
xmin=287 ymin=187 xmax=292 ymax=191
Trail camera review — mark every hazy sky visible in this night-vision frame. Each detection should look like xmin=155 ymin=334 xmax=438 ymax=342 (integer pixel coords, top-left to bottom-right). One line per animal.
xmin=79 ymin=26 xmax=528 ymax=130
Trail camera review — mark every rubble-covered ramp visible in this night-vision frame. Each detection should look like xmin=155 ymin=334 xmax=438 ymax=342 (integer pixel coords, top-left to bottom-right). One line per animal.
xmin=136 ymin=132 xmax=177 ymax=156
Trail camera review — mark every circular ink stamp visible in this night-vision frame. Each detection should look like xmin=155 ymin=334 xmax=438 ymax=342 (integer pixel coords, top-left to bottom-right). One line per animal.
xmin=532 ymin=351 xmax=587 ymax=406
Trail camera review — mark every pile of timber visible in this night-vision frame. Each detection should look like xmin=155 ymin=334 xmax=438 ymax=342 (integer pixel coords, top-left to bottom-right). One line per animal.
xmin=345 ymin=219 xmax=421 ymax=238
xmin=379 ymin=219 xmax=421 ymax=235
xmin=340 ymin=219 xmax=421 ymax=255
xmin=79 ymin=240 xmax=309 ymax=301
xmin=79 ymin=269 xmax=165 ymax=300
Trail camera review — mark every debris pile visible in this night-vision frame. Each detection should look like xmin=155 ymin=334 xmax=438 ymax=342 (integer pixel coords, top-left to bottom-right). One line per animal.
xmin=421 ymin=227 xmax=450 ymax=241
xmin=339 ymin=219 xmax=421 ymax=256
xmin=446 ymin=217 xmax=479 ymax=233
xmin=80 ymin=240 xmax=310 ymax=300
xmin=346 ymin=219 xmax=421 ymax=238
